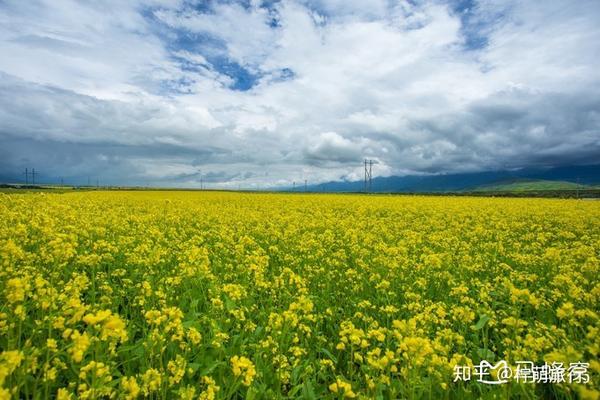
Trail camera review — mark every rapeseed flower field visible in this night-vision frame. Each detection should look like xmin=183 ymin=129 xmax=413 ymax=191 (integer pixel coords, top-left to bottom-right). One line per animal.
xmin=0 ymin=191 xmax=598 ymax=399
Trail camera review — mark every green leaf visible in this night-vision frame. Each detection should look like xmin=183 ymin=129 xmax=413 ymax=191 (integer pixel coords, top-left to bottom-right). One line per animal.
xmin=253 ymin=326 xmax=264 ymax=337
xmin=291 ymin=366 xmax=302 ymax=384
xmin=302 ymin=381 xmax=317 ymax=400
xmin=200 ymin=361 xmax=222 ymax=376
xmin=246 ymin=387 xmax=258 ymax=400
xmin=473 ymin=314 xmax=490 ymax=330
xmin=188 ymin=362 xmax=201 ymax=372
xmin=288 ymin=385 xmax=303 ymax=397
xmin=320 ymin=347 xmax=338 ymax=363
xmin=224 ymin=297 xmax=236 ymax=310
xmin=477 ymin=348 xmax=495 ymax=361
xmin=182 ymin=319 xmax=199 ymax=328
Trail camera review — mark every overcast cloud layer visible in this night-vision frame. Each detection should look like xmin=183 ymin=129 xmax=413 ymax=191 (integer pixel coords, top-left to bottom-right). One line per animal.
xmin=1 ymin=0 xmax=599 ymax=188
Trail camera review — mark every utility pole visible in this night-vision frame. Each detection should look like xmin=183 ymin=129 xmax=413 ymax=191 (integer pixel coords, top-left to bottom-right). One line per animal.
xmin=364 ymin=160 xmax=367 ymax=192
xmin=293 ymin=181 xmax=295 ymax=191
xmin=24 ymin=168 xmax=29 ymax=185
xmin=305 ymin=179 xmax=307 ymax=192
xmin=31 ymin=168 xmax=37 ymax=185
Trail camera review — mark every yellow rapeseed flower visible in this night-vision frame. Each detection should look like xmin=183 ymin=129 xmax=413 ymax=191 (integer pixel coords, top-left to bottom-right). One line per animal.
xmin=230 ymin=356 xmax=256 ymax=386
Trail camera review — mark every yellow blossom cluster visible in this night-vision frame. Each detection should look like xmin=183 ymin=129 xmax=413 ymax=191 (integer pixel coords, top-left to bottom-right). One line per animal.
xmin=0 ymin=190 xmax=598 ymax=398
xmin=230 ymin=356 xmax=256 ymax=386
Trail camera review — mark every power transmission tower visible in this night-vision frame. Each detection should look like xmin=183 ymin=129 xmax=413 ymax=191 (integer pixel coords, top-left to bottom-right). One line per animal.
xmin=369 ymin=160 xmax=373 ymax=192
xmin=31 ymin=168 xmax=37 ymax=185
xmin=24 ymin=168 xmax=29 ymax=185
xmin=305 ymin=179 xmax=307 ymax=192
xmin=364 ymin=159 xmax=373 ymax=193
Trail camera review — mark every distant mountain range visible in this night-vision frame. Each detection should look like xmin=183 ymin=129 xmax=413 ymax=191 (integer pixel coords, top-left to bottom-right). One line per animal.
xmin=2 ymin=164 xmax=599 ymax=193
xmin=302 ymin=164 xmax=600 ymax=193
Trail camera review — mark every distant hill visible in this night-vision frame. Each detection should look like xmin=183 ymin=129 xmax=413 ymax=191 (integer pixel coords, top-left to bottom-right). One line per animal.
xmin=474 ymin=179 xmax=591 ymax=192
xmin=303 ymin=164 xmax=600 ymax=193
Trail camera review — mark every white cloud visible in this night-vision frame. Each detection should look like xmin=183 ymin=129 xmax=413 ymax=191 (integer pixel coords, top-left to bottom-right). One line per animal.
xmin=0 ymin=0 xmax=599 ymax=187
xmin=154 ymin=2 xmax=277 ymax=69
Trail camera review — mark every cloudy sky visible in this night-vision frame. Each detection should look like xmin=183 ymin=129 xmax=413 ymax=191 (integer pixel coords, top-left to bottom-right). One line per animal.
xmin=0 ymin=0 xmax=599 ymax=188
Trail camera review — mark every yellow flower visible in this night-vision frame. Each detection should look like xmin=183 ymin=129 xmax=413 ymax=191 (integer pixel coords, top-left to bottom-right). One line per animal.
xmin=177 ymin=385 xmax=196 ymax=400
xmin=56 ymin=388 xmax=73 ymax=400
xmin=222 ymin=284 xmax=246 ymax=301
xmin=167 ymin=355 xmax=187 ymax=386
xmin=0 ymin=387 xmax=10 ymax=400
xmin=13 ymin=305 xmax=26 ymax=320
xmin=577 ymin=387 xmax=600 ymax=400
xmin=2 ymin=187 xmax=600 ymax=398
xmin=0 ymin=350 xmax=24 ymax=385
xmin=556 ymin=302 xmax=575 ymax=319
xmin=43 ymin=365 xmax=58 ymax=382
xmin=186 ymin=327 xmax=202 ymax=345
xmin=141 ymin=368 xmax=162 ymax=394
xmin=230 ymin=356 xmax=256 ymax=386
xmin=199 ymin=376 xmax=220 ymax=400
xmin=320 ymin=359 xmax=335 ymax=370
xmin=83 ymin=310 xmax=128 ymax=343
xmin=46 ymin=338 xmax=58 ymax=352
xmin=79 ymin=361 xmax=110 ymax=381
xmin=329 ymin=378 xmax=356 ymax=398
xmin=82 ymin=310 xmax=112 ymax=326
xmin=6 ymin=277 xmax=29 ymax=303
xmin=102 ymin=315 xmax=128 ymax=342
xmin=67 ymin=331 xmax=90 ymax=363
xmin=120 ymin=376 xmax=140 ymax=400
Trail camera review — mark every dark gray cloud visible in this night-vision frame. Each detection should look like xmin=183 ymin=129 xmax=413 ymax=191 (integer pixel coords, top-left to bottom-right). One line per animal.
xmin=302 ymin=132 xmax=363 ymax=166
